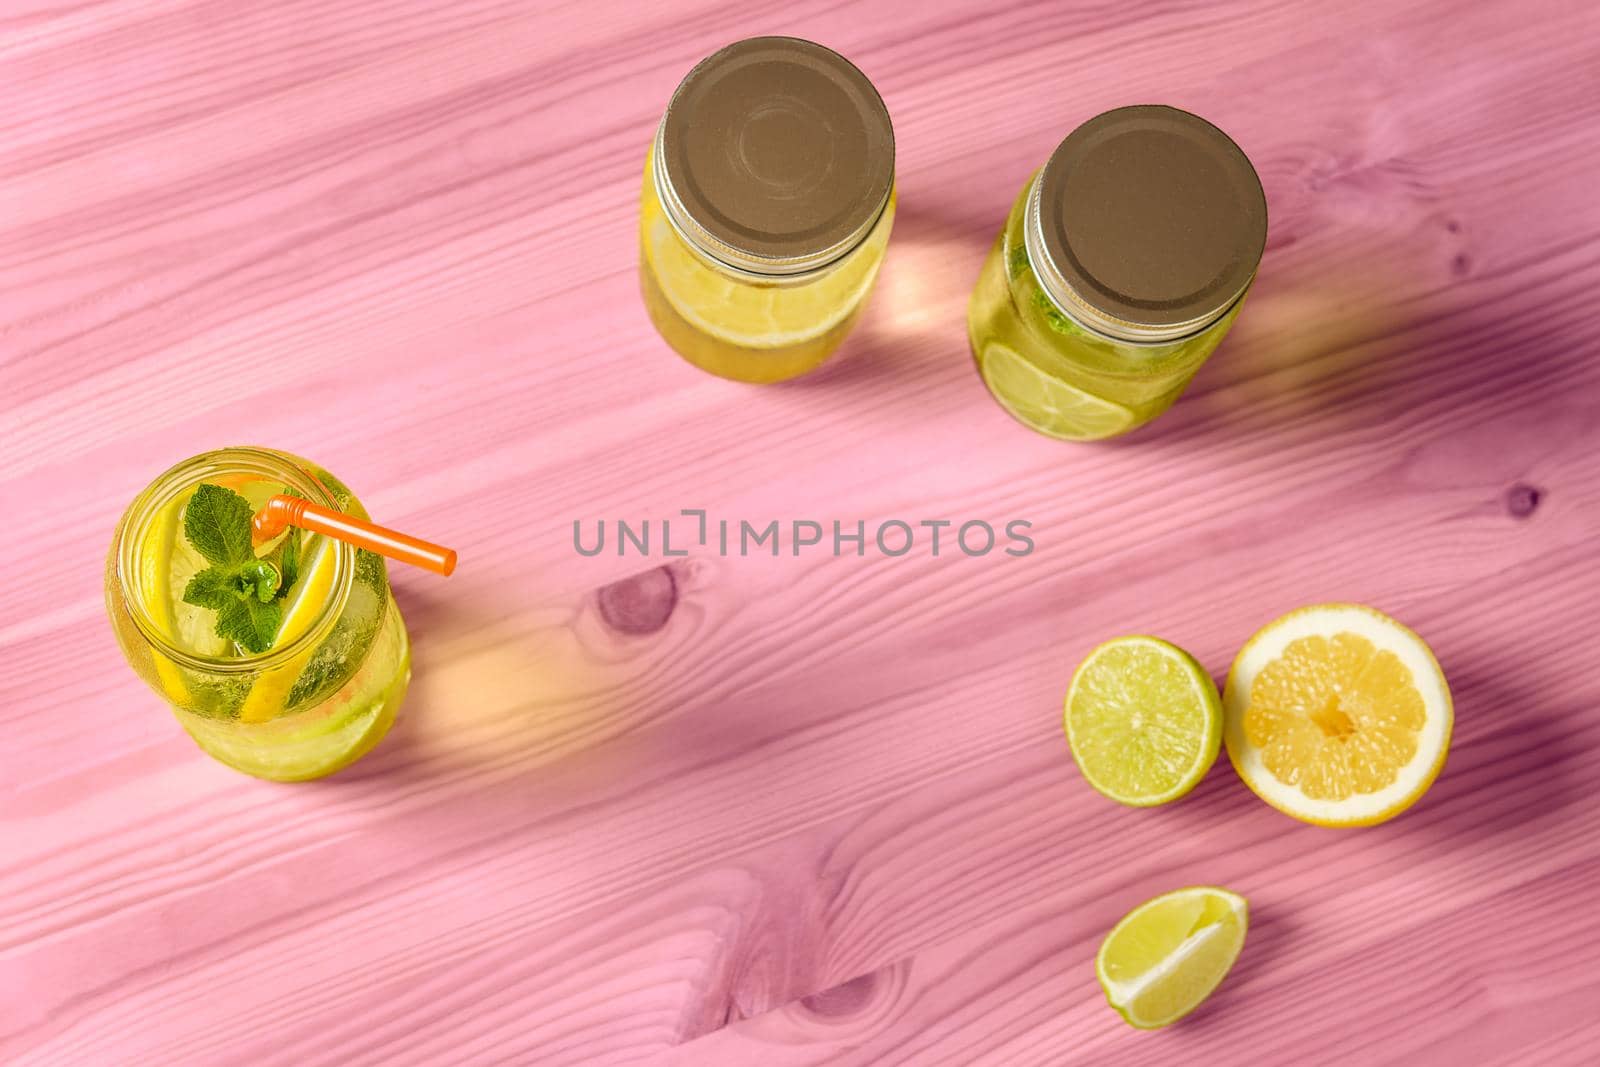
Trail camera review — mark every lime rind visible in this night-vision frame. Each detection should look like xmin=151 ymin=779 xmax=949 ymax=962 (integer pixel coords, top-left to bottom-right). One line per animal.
xmin=1065 ymin=636 xmax=1222 ymax=807
xmin=978 ymin=342 xmax=1136 ymax=440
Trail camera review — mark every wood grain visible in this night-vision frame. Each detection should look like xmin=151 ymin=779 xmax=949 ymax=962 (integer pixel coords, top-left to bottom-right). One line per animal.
xmin=4 ymin=0 xmax=1600 ymax=1063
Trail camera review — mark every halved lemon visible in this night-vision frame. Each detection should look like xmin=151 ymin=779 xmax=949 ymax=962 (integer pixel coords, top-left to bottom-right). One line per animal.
xmin=237 ymin=538 xmax=336 ymax=724
xmin=1223 ymin=603 xmax=1452 ymax=827
xmin=1065 ymin=636 xmax=1222 ymax=806
xmin=978 ymin=342 xmax=1135 ymax=440
xmin=642 ymin=195 xmax=889 ymax=350
xmin=1097 ymin=886 xmax=1248 ymax=1029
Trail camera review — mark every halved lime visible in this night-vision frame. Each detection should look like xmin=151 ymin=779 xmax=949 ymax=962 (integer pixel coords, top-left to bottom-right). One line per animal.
xmin=1097 ymin=886 xmax=1248 ymax=1029
xmin=1064 ymin=636 xmax=1221 ymax=806
xmin=978 ymin=342 xmax=1135 ymax=440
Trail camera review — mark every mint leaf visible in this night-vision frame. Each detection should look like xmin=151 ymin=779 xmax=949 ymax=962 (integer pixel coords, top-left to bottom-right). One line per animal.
xmin=1007 ymin=241 xmax=1030 ymax=280
xmin=183 ymin=483 xmax=255 ymax=566
xmin=264 ymin=485 xmax=305 ymax=600
xmin=239 ymin=559 xmax=281 ymax=602
xmin=273 ymin=528 xmax=301 ymax=599
xmin=183 ymin=564 xmax=284 ymax=652
xmin=182 ymin=567 xmax=239 ymax=610
xmin=215 ymin=596 xmax=282 ymax=654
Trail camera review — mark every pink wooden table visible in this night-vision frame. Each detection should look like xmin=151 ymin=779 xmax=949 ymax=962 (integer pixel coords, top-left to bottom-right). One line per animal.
xmin=4 ymin=1 xmax=1599 ymax=1063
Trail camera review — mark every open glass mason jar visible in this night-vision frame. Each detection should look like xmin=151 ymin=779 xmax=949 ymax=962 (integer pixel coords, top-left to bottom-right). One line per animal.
xmin=106 ymin=447 xmax=410 ymax=781
xmin=968 ymin=105 xmax=1267 ymax=440
xmin=640 ymin=36 xmax=896 ymax=383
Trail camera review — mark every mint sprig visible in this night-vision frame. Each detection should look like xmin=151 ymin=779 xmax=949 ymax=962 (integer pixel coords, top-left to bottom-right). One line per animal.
xmin=180 ymin=483 xmax=299 ymax=654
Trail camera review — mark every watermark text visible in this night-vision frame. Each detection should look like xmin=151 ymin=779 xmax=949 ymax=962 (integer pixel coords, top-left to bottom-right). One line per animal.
xmin=574 ymin=510 xmax=1034 ymax=559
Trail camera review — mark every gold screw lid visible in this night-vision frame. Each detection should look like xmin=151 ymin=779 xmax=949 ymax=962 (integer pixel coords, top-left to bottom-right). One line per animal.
xmin=1026 ymin=105 xmax=1268 ymax=342
xmin=654 ymin=36 xmax=895 ymax=276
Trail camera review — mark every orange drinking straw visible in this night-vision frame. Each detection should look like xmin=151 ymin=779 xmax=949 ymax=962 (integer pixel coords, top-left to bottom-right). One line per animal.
xmin=251 ymin=495 xmax=457 ymax=576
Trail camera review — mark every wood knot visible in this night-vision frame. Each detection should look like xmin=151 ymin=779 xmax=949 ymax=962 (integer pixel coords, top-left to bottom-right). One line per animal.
xmin=1504 ymin=483 xmax=1542 ymax=519
xmin=596 ymin=565 xmax=677 ymax=634
xmin=800 ymin=970 xmax=879 ymax=1018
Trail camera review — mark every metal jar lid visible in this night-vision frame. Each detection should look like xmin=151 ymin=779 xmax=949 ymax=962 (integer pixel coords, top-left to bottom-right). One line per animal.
xmin=654 ymin=36 xmax=895 ymax=277
xmin=1024 ymin=105 xmax=1268 ymax=343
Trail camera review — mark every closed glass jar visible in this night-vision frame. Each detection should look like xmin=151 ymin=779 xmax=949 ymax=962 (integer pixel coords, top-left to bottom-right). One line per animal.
xmin=968 ymin=106 xmax=1267 ymax=440
xmin=640 ymin=36 xmax=896 ymax=383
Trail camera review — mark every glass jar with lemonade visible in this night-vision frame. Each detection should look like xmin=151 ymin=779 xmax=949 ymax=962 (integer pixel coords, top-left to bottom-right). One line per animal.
xmin=640 ymin=36 xmax=896 ymax=383
xmin=105 ymin=447 xmax=411 ymax=781
xmin=967 ymin=106 xmax=1267 ymax=440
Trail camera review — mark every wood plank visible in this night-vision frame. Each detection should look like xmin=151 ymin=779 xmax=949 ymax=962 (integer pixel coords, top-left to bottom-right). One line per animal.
xmin=3 ymin=0 xmax=1598 ymax=1062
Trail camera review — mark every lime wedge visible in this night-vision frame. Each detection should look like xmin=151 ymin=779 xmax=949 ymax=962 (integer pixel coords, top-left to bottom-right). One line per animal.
xmin=238 ymin=538 xmax=336 ymax=724
xmin=1065 ymin=636 xmax=1221 ymax=806
xmin=1097 ymin=886 xmax=1248 ymax=1029
xmin=978 ymin=342 xmax=1135 ymax=440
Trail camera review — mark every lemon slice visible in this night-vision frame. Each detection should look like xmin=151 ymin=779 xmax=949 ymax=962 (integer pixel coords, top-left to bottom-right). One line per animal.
xmin=136 ymin=495 xmax=229 ymax=702
xmin=1097 ymin=886 xmax=1248 ymax=1029
xmin=978 ymin=342 xmax=1135 ymax=440
xmin=1065 ymin=636 xmax=1222 ymax=806
xmin=238 ymin=538 xmax=336 ymax=724
xmin=642 ymin=198 xmax=887 ymax=349
xmin=1223 ymin=603 xmax=1452 ymax=827
xmin=135 ymin=498 xmax=191 ymax=703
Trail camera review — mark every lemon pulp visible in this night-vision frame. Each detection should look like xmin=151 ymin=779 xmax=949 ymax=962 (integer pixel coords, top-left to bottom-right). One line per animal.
xmin=1248 ymin=632 xmax=1424 ymax=800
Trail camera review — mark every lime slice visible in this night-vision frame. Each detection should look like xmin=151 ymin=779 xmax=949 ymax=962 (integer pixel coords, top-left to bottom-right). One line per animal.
xmin=1224 ymin=603 xmax=1452 ymax=827
xmin=978 ymin=342 xmax=1135 ymax=440
xmin=1065 ymin=636 xmax=1222 ymax=806
xmin=642 ymin=196 xmax=887 ymax=349
xmin=1097 ymin=886 xmax=1248 ymax=1029
xmin=238 ymin=538 xmax=336 ymax=724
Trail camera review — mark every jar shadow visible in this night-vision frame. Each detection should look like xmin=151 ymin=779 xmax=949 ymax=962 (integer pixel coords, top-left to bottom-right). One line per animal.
xmin=317 ymin=560 xmax=709 ymax=787
xmin=777 ymin=198 xmax=1000 ymax=391
xmin=1108 ymin=265 xmax=1586 ymax=455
